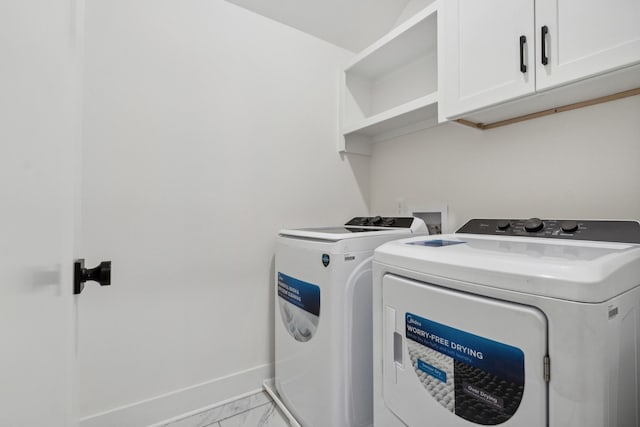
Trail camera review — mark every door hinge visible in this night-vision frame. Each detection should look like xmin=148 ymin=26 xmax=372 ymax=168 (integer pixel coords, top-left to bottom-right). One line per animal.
xmin=543 ymin=355 xmax=551 ymax=382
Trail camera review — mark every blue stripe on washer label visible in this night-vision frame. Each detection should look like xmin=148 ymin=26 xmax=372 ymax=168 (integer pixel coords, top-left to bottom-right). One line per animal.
xmin=418 ymin=359 xmax=447 ymax=383
xmin=277 ymin=272 xmax=320 ymax=316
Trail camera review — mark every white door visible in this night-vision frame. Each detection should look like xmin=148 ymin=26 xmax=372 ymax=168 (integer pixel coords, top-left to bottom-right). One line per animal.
xmin=0 ymin=1 xmax=82 ymax=425
xmin=382 ymin=274 xmax=547 ymax=427
xmin=442 ymin=0 xmax=535 ymax=119
xmin=536 ymin=0 xmax=640 ymax=91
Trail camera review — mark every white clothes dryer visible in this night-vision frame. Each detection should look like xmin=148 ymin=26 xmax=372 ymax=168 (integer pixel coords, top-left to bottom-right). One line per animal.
xmin=372 ymin=218 xmax=640 ymax=427
xmin=275 ymin=216 xmax=428 ymax=427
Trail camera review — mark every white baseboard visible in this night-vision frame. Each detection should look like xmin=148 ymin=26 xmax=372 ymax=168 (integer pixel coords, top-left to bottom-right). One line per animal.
xmin=78 ymin=363 xmax=273 ymax=427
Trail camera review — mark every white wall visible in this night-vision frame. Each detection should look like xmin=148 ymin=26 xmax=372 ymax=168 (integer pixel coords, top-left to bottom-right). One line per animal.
xmin=78 ymin=1 xmax=368 ymax=424
xmin=370 ymin=95 xmax=640 ymax=230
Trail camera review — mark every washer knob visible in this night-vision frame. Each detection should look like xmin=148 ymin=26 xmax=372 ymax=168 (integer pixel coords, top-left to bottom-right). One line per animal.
xmin=382 ymin=218 xmax=396 ymax=227
xmin=371 ymin=216 xmax=383 ymax=225
xmin=524 ymin=218 xmax=544 ymax=232
xmin=561 ymin=220 xmax=578 ymax=233
xmin=497 ymin=220 xmax=511 ymax=230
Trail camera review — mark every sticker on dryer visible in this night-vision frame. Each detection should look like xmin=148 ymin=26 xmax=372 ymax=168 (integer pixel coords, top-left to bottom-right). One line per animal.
xmin=405 ymin=312 xmax=525 ymax=425
xmin=407 ymin=239 xmax=465 ymax=247
xmin=277 ymin=272 xmax=320 ymax=342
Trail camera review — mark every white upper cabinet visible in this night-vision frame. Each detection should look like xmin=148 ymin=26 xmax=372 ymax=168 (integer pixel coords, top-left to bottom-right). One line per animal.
xmin=443 ymin=0 xmax=535 ymax=117
xmin=340 ymin=2 xmax=440 ymax=155
xmin=443 ymin=0 xmax=640 ymax=119
xmin=536 ymin=0 xmax=640 ymax=91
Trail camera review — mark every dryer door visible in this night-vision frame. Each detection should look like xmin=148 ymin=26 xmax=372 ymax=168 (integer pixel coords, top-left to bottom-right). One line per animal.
xmin=382 ymin=274 xmax=548 ymax=426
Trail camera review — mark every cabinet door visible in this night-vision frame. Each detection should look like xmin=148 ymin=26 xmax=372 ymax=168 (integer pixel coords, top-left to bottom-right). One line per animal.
xmin=443 ymin=0 xmax=535 ymax=119
xmin=536 ymin=0 xmax=640 ymax=91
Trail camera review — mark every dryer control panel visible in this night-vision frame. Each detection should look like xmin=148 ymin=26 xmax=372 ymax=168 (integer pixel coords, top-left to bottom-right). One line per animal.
xmin=457 ymin=218 xmax=640 ymax=244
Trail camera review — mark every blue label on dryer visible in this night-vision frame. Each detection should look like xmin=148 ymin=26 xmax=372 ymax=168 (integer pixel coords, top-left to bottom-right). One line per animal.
xmin=418 ymin=359 xmax=447 ymax=383
xmin=277 ymin=273 xmax=320 ymax=316
xmin=407 ymin=239 xmax=465 ymax=247
xmin=405 ymin=312 xmax=525 ymax=425
xmin=405 ymin=312 xmax=524 ymax=384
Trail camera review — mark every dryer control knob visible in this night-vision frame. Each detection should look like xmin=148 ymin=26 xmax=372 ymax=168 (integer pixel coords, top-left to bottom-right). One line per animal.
xmin=372 ymin=216 xmax=383 ymax=225
xmin=497 ymin=220 xmax=511 ymax=230
xmin=561 ymin=220 xmax=578 ymax=233
xmin=524 ymin=218 xmax=544 ymax=232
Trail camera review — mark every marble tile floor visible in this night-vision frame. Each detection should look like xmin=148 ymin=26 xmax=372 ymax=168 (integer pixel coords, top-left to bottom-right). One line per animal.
xmin=157 ymin=390 xmax=290 ymax=427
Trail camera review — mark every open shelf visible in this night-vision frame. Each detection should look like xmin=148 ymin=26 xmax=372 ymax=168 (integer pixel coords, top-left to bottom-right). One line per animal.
xmin=340 ymin=2 xmax=441 ymax=154
xmin=343 ymin=92 xmax=438 ymax=139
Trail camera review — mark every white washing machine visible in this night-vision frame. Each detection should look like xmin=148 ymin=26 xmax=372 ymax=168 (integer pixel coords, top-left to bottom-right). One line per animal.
xmin=275 ymin=216 xmax=428 ymax=427
xmin=372 ymin=218 xmax=640 ymax=427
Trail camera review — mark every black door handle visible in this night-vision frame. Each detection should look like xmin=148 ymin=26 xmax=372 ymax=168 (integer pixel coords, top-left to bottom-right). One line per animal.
xmin=74 ymin=259 xmax=111 ymax=294
xmin=519 ymin=35 xmax=527 ymax=73
xmin=541 ymin=25 xmax=549 ymax=65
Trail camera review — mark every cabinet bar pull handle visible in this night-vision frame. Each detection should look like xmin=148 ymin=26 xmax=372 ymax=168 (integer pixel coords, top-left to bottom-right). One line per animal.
xmin=541 ymin=25 xmax=549 ymax=65
xmin=519 ymin=35 xmax=527 ymax=73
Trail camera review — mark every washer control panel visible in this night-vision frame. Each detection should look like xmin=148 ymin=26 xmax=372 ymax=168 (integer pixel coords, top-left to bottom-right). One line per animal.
xmin=345 ymin=216 xmax=415 ymax=228
xmin=457 ymin=218 xmax=640 ymax=244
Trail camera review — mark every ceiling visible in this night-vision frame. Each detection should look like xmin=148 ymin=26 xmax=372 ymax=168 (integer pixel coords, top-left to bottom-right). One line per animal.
xmin=224 ymin=0 xmax=413 ymax=52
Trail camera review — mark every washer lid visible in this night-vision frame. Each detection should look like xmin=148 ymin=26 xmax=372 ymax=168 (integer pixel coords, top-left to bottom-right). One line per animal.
xmin=279 ymin=216 xmax=428 ymax=241
xmin=279 ymin=226 xmax=415 ymax=241
xmin=374 ymin=234 xmax=640 ymax=302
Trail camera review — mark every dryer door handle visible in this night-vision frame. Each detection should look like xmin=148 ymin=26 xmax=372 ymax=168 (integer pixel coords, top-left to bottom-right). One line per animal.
xmin=393 ymin=332 xmax=403 ymax=364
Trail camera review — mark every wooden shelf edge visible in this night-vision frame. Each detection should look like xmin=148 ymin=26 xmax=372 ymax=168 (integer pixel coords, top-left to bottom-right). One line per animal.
xmin=456 ymin=87 xmax=640 ymax=130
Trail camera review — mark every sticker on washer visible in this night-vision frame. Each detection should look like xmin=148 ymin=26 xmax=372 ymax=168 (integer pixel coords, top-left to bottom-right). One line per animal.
xmin=277 ymin=272 xmax=320 ymax=342
xmin=405 ymin=312 xmax=524 ymax=425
